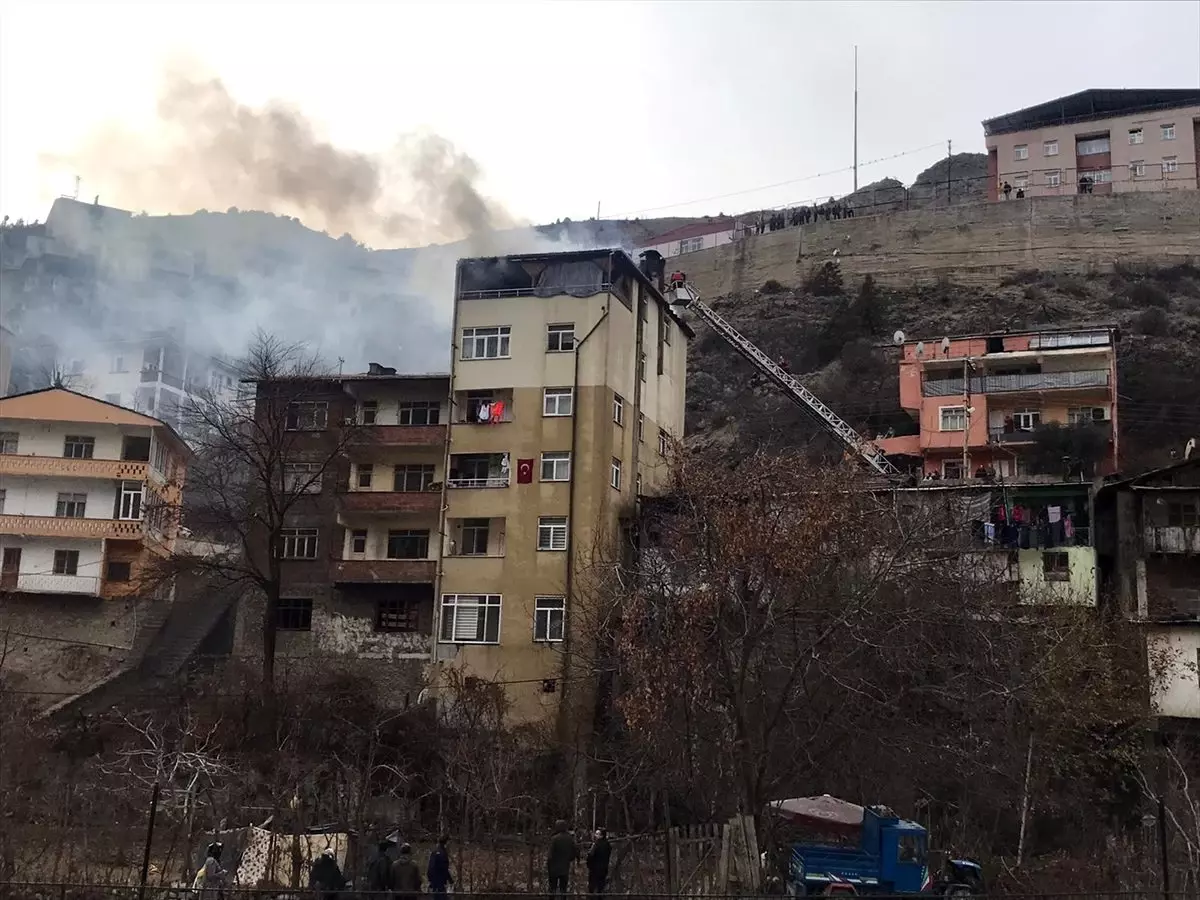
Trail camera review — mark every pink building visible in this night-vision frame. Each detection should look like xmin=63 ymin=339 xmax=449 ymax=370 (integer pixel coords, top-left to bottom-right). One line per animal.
xmin=983 ymin=89 xmax=1200 ymax=200
xmin=874 ymin=327 xmax=1119 ymax=481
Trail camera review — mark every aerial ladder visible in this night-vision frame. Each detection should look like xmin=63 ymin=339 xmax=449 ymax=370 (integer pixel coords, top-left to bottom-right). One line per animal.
xmin=661 ymin=269 xmax=902 ymax=479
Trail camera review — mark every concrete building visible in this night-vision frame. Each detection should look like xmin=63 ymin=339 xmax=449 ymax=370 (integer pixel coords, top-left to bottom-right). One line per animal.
xmin=983 ymin=88 xmax=1200 ymax=200
xmin=0 ymin=388 xmax=189 ymax=599
xmin=243 ymin=249 xmax=691 ymax=723
xmin=640 ymin=219 xmax=737 ymax=259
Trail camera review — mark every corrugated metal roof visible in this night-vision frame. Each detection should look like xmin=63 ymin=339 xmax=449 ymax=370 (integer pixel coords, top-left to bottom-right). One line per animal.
xmin=983 ymin=88 xmax=1200 ymax=136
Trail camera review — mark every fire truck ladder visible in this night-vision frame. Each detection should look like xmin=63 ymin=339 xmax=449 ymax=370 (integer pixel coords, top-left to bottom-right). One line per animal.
xmin=666 ymin=281 xmax=902 ymax=478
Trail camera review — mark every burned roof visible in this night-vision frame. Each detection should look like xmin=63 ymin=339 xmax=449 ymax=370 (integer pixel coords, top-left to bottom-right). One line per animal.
xmin=983 ymin=88 xmax=1200 ymax=137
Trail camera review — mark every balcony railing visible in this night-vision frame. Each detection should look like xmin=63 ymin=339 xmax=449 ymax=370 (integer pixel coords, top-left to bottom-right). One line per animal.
xmin=447 ymin=476 xmax=510 ymax=489
xmin=337 ymin=490 xmax=441 ymax=514
xmin=989 ymin=421 xmax=1112 ymax=444
xmin=15 ymin=573 xmax=101 ymax=596
xmin=458 ymin=283 xmax=613 ymax=301
xmin=1144 ymin=526 xmax=1200 ymax=554
xmin=332 ymin=559 xmax=436 ymax=583
xmin=346 ymin=424 xmax=446 ymax=447
xmin=0 ymin=455 xmax=151 ymax=481
xmin=1147 ymin=589 xmax=1200 ymax=621
xmin=0 ymin=515 xmax=144 ymax=540
xmin=924 ymin=369 xmax=1110 ymax=397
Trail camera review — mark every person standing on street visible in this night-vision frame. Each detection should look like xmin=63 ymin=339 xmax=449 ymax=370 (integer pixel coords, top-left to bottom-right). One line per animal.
xmin=392 ymin=842 xmax=423 ymax=900
xmin=547 ymin=820 xmax=579 ymax=899
xmin=586 ymin=829 xmax=612 ymax=896
xmin=193 ymin=842 xmax=227 ymax=900
xmin=309 ymin=848 xmax=347 ymax=900
xmin=427 ymin=835 xmax=454 ymax=900
xmin=366 ymin=839 xmax=396 ymax=894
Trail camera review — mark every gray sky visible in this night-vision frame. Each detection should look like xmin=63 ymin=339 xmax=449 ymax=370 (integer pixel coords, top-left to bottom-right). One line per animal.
xmin=2 ymin=0 xmax=1198 ymax=242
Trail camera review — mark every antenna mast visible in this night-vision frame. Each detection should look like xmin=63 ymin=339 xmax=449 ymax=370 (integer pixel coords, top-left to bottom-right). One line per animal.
xmin=853 ymin=46 xmax=859 ymax=192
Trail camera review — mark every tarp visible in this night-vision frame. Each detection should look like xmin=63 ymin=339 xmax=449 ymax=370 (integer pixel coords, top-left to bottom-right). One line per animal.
xmin=767 ymin=795 xmax=865 ymax=833
xmin=193 ymin=826 xmax=350 ymax=888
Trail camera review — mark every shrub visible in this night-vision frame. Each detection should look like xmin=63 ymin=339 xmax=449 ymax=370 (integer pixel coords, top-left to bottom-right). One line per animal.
xmin=1129 ymin=281 xmax=1170 ymax=309
xmin=761 ymin=279 xmax=786 ymax=295
xmin=1135 ymin=307 xmax=1170 ymax=336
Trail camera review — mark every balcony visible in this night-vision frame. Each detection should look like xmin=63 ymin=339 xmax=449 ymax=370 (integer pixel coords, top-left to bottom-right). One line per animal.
xmin=0 ymin=455 xmax=151 ymax=481
xmin=447 ymin=475 xmax=510 ymax=489
xmin=15 ymin=573 xmax=101 ymax=596
xmin=989 ymin=421 xmax=1112 ymax=444
xmin=346 ymin=424 xmax=447 ymax=448
xmin=924 ymin=369 xmax=1110 ymax=397
xmin=1145 ymin=527 xmax=1200 ymax=554
xmin=332 ymin=558 xmax=436 ymax=584
xmin=453 ymin=389 xmax=515 ymax=425
xmin=338 ymin=490 xmax=441 ymax=515
xmin=0 ymin=515 xmax=144 ymax=540
xmin=1147 ymin=589 xmax=1200 ymax=622
xmin=448 ymin=453 xmax=510 ymax=488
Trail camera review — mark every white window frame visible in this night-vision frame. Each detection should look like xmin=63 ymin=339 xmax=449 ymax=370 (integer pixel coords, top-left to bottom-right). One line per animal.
xmin=1012 ymin=175 xmax=1029 ymax=189
xmin=1014 ymin=409 xmax=1042 ymax=431
xmin=1163 ymin=156 xmax=1179 ymax=174
xmin=543 ymin=387 xmax=574 ymax=417
xmin=1013 ymin=144 xmax=1029 ymax=161
xmin=285 ymin=401 xmax=328 ymax=431
xmin=534 ymin=596 xmax=566 ymax=642
xmin=284 ymin=461 xmax=323 ymax=493
xmin=53 ymin=549 xmax=80 ymax=576
xmin=1043 ymin=139 xmax=1059 ymax=157
xmin=546 ymin=323 xmax=576 ymax=353
xmin=638 ymin=413 xmax=645 ymax=442
xmin=1045 ymin=170 xmax=1062 ymax=187
xmin=537 ymin=516 xmax=568 ymax=551
xmin=280 ymin=527 xmax=319 ymax=559
xmin=0 ymin=432 xmax=18 ymax=455
xmin=439 ymin=593 xmax=501 ymax=644
xmin=942 ymin=459 xmax=965 ymax=480
xmin=117 ymin=480 xmax=144 ymax=520
xmin=541 ymin=451 xmax=572 ymax=482
xmin=349 ymin=529 xmax=368 ymax=556
xmin=356 ymin=462 xmax=373 ymax=488
xmin=639 ymin=352 xmax=647 ymax=382
xmin=610 ymin=457 xmax=622 ymax=491
xmin=1130 ymin=160 xmax=1145 ymax=178
xmin=613 ymin=393 xmax=625 ymax=426
xmin=63 ymin=435 xmax=95 ymax=459
xmin=359 ymin=400 xmax=378 ymax=425
xmin=398 ymin=401 xmax=441 ymax=426
xmin=1161 ymin=123 xmax=1176 ymax=141
xmin=939 ymin=406 xmax=967 ymax=432
xmin=1076 ymin=136 xmax=1110 ymax=156
xmin=461 ymin=325 xmax=512 ymax=360
xmin=1089 ymin=169 xmax=1113 ymax=184
xmin=1128 ymin=128 xmax=1144 ymax=145
xmin=658 ymin=429 xmax=669 ymax=455
xmin=55 ymin=492 xmax=87 ymax=518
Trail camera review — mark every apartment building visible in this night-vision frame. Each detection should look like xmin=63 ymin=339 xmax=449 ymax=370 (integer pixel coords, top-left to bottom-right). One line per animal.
xmin=1096 ymin=458 xmax=1200 ymax=728
xmin=640 ymin=219 xmax=737 ymax=259
xmin=247 ymin=249 xmax=690 ymax=722
xmin=983 ymin=88 xmax=1200 ymax=199
xmin=874 ymin=326 xmax=1120 ymax=606
xmin=0 ymin=388 xmax=188 ymax=599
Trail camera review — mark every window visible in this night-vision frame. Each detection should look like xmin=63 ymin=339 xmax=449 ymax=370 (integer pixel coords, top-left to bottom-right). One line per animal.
xmin=1012 ymin=175 xmax=1028 ymax=189
xmin=939 ymin=406 xmax=967 ymax=431
xmin=638 ymin=413 xmax=645 ymax=442
xmin=1128 ymin=128 xmax=1144 ymax=145
xmin=1014 ymin=409 xmax=1041 ymax=431
xmin=1068 ymin=406 xmax=1107 ymax=425
xmin=439 ymin=594 xmax=501 ymax=644
xmin=1130 ymin=160 xmax=1145 ymax=177
xmin=662 ymin=315 xmax=672 ymax=346
xmin=104 ymin=393 xmax=122 ymax=406
xmin=117 ymin=481 xmax=143 ymax=520
xmin=537 ymin=516 xmax=568 ymax=551
xmin=1161 ymin=123 xmax=1176 ymax=141
xmin=1076 ymin=136 xmax=1110 ymax=155
xmin=55 ymin=492 xmax=87 ymax=518
xmin=394 ymin=464 xmax=435 ymax=492
xmin=610 ymin=457 xmax=622 ymax=490
xmin=1042 ymin=551 xmax=1070 ymax=582
xmin=376 ymin=597 xmax=420 ymax=633
xmin=283 ymin=462 xmax=322 ymax=493
xmin=63 ymin=435 xmax=95 ymax=459
xmin=639 ymin=352 xmax=647 ymax=382
xmin=461 ymin=325 xmax=511 ymax=360
xmin=459 ymin=518 xmax=491 ymax=555
xmin=52 ymin=550 xmax=79 ymax=576
xmin=360 ymin=400 xmax=378 ymax=425
xmin=285 ymin=401 xmax=328 ymax=431
xmin=111 ymin=355 xmax=127 ymax=373
xmin=0 ymin=432 xmax=17 ymax=454
xmin=276 ymin=597 xmax=313 ymax=631
xmin=398 ymin=401 xmax=441 ymax=425
xmin=1163 ymin=156 xmax=1179 ymax=174
xmin=350 ymin=529 xmax=368 ymax=555
xmin=356 ymin=463 xmax=374 ymax=488
xmin=387 ymin=529 xmax=430 ymax=559
xmin=547 ymin=323 xmax=576 ymax=352
xmin=0 ymin=489 xmax=5 ymax=513
xmin=106 ymin=560 xmax=131 ymax=582
xmin=543 ymin=387 xmax=574 ymax=417
xmin=280 ymin=528 xmax=319 ymax=559
xmin=534 ymin=596 xmax=566 ymax=642
xmin=612 ymin=393 xmax=625 ymax=426
xmin=1167 ymin=502 xmax=1199 ymax=528
xmin=658 ymin=429 xmax=669 ymax=455
xmin=1013 ymin=144 xmax=1029 ymax=161
xmin=1045 ymin=170 xmax=1062 ymax=187
xmin=942 ymin=460 xmax=965 ymax=480
xmin=636 ymin=473 xmax=642 ymax=494
xmin=1088 ymin=169 xmax=1113 ymax=184
xmin=541 ymin=451 xmax=572 ymax=482
xmin=1043 ymin=139 xmax=1059 ymax=157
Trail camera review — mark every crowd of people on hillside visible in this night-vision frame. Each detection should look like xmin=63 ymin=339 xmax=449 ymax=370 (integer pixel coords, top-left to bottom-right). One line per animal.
xmin=745 ymin=199 xmax=855 ymax=236
xmin=191 ymin=825 xmax=614 ymax=897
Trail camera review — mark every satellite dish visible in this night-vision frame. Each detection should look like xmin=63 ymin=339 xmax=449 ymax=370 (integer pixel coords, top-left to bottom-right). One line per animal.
xmin=893 ymin=330 xmax=906 ymax=345
xmin=916 ymin=341 xmax=925 ymax=357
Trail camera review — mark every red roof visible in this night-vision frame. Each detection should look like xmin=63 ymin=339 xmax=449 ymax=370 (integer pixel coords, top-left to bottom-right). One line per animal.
xmin=645 ymin=219 xmax=736 ymax=245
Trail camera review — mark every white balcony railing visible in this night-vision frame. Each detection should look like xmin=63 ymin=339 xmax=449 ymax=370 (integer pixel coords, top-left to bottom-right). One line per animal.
xmin=15 ymin=573 xmax=101 ymax=595
xmin=447 ymin=476 xmax=510 ymax=489
xmin=924 ymin=369 xmax=1110 ymax=397
xmin=1144 ymin=526 xmax=1200 ymax=554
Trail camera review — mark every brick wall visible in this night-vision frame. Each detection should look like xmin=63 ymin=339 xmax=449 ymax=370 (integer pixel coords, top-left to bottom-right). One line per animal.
xmin=678 ymin=192 xmax=1200 ymax=299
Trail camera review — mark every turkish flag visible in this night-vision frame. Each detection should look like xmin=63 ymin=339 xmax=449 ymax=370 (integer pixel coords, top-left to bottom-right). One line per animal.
xmin=517 ymin=459 xmax=534 ymax=484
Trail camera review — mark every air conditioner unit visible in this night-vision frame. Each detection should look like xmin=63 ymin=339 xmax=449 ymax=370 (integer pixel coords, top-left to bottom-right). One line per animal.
xmin=1091 ymin=407 xmax=1110 ymax=422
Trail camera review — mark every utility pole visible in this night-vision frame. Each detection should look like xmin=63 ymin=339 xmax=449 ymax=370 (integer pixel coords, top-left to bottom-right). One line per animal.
xmin=962 ymin=355 xmax=974 ymax=476
xmin=947 ymin=139 xmax=953 ymax=204
xmin=853 ymin=46 xmax=859 ymax=192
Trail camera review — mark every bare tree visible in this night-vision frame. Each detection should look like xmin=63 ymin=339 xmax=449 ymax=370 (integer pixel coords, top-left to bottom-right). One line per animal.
xmin=159 ymin=331 xmax=361 ymax=685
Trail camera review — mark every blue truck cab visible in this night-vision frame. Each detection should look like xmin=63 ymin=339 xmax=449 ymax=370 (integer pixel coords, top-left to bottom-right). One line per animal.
xmin=768 ymin=797 xmax=930 ymax=895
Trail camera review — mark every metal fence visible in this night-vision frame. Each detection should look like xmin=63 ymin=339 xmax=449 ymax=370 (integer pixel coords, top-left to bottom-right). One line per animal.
xmin=2 ymin=891 xmax=1199 ymax=900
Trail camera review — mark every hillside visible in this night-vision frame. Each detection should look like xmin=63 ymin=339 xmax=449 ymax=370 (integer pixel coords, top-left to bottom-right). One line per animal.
xmin=683 ymin=261 xmax=1200 ymax=472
